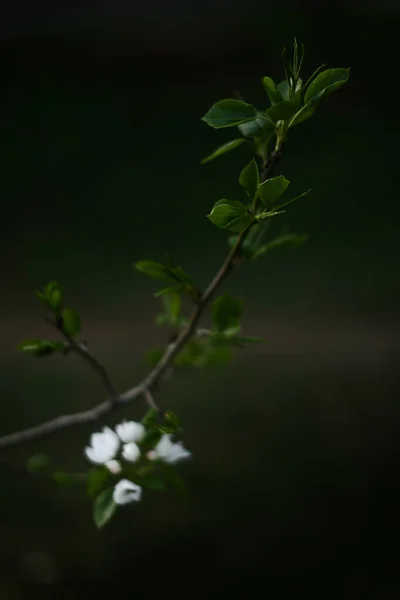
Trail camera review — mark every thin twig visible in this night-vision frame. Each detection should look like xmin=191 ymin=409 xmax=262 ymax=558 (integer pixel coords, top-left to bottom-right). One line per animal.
xmin=0 ymin=145 xmax=283 ymax=449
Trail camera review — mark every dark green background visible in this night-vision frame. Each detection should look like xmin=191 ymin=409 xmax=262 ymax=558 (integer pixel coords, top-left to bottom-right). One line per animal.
xmin=1 ymin=3 xmax=399 ymax=597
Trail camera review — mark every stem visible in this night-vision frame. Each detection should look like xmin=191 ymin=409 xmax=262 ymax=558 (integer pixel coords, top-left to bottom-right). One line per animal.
xmin=0 ymin=142 xmax=284 ymax=449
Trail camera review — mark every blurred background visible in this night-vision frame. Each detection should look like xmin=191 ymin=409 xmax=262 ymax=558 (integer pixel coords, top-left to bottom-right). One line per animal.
xmin=1 ymin=1 xmax=400 ymax=597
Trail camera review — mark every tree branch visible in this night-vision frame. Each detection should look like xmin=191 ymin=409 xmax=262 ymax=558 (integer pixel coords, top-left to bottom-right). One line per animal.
xmin=0 ymin=144 xmax=283 ymax=449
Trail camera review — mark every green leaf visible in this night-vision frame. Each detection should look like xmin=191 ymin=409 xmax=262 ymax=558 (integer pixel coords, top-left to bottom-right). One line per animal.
xmin=37 ymin=281 xmax=63 ymax=311
xmin=145 ymin=347 xmax=164 ymax=366
xmin=140 ymin=429 xmax=162 ymax=449
xmin=252 ymin=233 xmax=309 ymax=259
xmin=164 ymin=411 xmax=182 ymax=431
xmin=141 ymin=408 xmax=159 ymax=429
xmin=26 ymin=453 xmax=50 ymax=473
xmin=201 ymin=138 xmax=246 ymax=164
xmin=161 ymin=465 xmax=188 ymax=497
xmin=162 ymin=290 xmax=181 ymax=325
xmin=276 ymin=188 xmax=311 ymax=210
xmin=239 ymin=159 xmax=259 ymax=198
xmin=262 ymin=76 xmax=283 ymax=105
xmin=169 ymin=267 xmax=192 ymax=284
xmin=61 ymin=307 xmax=81 ymax=338
xmin=135 ymin=260 xmax=171 ymax=281
xmin=202 ymin=99 xmax=257 ymax=129
xmin=93 ymin=488 xmax=117 ymax=529
xmin=288 ymin=103 xmax=316 ymax=128
xmin=277 ymin=80 xmax=290 ymax=100
xmin=255 ymin=210 xmax=285 ymax=221
xmin=212 ymin=295 xmax=242 ymax=333
xmin=304 ymin=68 xmax=350 ymax=104
xmin=154 ymin=285 xmax=184 ymax=297
xmin=53 ymin=471 xmax=86 ymax=486
xmin=87 ymin=467 xmax=111 ymax=498
xmin=18 ymin=339 xmax=65 ymax=357
xmin=208 ymin=199 xmax=252 ymax=233
xmin=265 ymin=100 xmax=299 ymax=123
xmin=258 ymin=175 xmax=290 ymax=207
xmin=238 ymin=115 xmax=275 ymax=140
xmin=138 ymin=474 xmax=166 ymax=491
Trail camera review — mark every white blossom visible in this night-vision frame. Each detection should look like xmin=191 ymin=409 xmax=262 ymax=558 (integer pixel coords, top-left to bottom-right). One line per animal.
xmin=113 ymin=479 xmax=142 ymax=505
xmin=84 ymin=426 xmax=120 ymax=465
xmin=115 ymin=420 xmax=145 ymax=444
xmin=105 ymin=459 xmax=122 ymax=475
xmin=122 ymin=442 xmax=141 ymax=463
xmin=151 ymin=434 xmax=191 ymax=464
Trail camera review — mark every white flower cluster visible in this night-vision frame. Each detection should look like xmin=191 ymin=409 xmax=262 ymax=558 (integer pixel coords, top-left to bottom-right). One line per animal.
xmin=84 ymin=420 xmax=191 ymax=505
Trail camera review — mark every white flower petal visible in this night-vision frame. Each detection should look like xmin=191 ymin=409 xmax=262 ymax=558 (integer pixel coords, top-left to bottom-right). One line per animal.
xmin=154 ymin=434 xmax=191 ymax=465
xmin=115 ymin=420 xmax=145 ymax=444
xmin=84 ymin=426 xmax=120 ymax=465
xmin=122 ymin=442 xmax=141 ymax=463
xmin=105 ymin=459 xmax=122 ymax=474
xmin=113 ymin=479 xmax=142 ymax=505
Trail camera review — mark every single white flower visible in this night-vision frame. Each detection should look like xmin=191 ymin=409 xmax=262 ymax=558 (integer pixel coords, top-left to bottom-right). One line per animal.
xmin=122 ymin=442 xmax=141 ymax=463
xmin=115 ymin=420 xmax=145 ymax=444
xmin=113 ymin=479 xmax=142 ymax=505
xmin=105 ymin=459 xmax=122 ymax=475
xmin=84 ymin=426 xmax=120 ymax=465
xmin=151 ymin=434 xmax=191 ymax=465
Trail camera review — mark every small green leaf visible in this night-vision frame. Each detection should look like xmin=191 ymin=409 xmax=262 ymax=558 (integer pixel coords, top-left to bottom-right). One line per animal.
xmin=38 ymin=281 xmax=63 ymax=311
xmin=154 ymin=285 xmax=184 ymax=297
xmin=161 ymin=465 xmax=188 ymax=496
xmin=169 ymin=267 xmax=192 ymax=284
xmin=61 ymin=307 xmax=81 ymax=338
xmin=138 ymin=474 xmax=166 ymax=491
xmin=202 ymin=99 xmax=257 ymax=129
xmin=145 ymin=347 xmax=164 ymax=366
xmin=276 ymin=188 xmax=311 ymax=210
xmin=288 ymin=103 xmax=316 ymax=128
xmin=18 ymin=339 xmax=65 ymax=357
xmin=93 ymin=488 xmax=117 ymax=529
xmin=162 ymin=291 xmax=181 ymax=325
xmin=201 ymin=138 xmax=246 ymax=164
xmin=255 ymin=210 xmax=285 ymax=221
xmin=212 ymin=295 xmax=242 ymax=333
xmin=87 ymin=467 xmax=111 ymax=498
xmin=304 ymin=68 xmax=350 ymax=104
xmin=26 ymin=453 xmax=50 ymax=473
xmin=258 ymin=175 xmax=290 ymax=207
xmin=140 ymin=429 xmax=162 ymax=449
xmin=262 ymin=76 xmax=283 ymax=105
xmin=277 ymin=80 xmax=290 ymax=100
xmin=265 ymin=100 xmax=298 ymax=123
xmin=239 ymin=159 xmax=259 ymax=198
xmin=164 ymin=411 xmax=182 ymax=431
xmin=252 ymin=233 xmax=309 ymax=259
xmin=208 ymin=199 xmax=252 ymax=233
xmin=238 ymin=115 xmax=276 ymax=140
xmin=141 ymin=408 xmax=159 ymax=429
xmin=135 ymin=260 xmax=171 ymax=281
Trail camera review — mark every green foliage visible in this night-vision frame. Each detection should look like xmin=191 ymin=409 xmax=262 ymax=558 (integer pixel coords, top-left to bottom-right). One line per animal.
xmin=87 ymin=467 xmax=111 ymax=498
xmin=18 ymin=339 xmax=65 ymax=357
xmin=212 ymin=295 xmax=242 ymax=333
xmin=202 ymin=99 xmax=257 ymax=128
xmin=201 ymin=138 xmax=246 ymax=164
xmin=26 ymin=453 xmax=51 ymax=473
xmin=12 ymin=41 xmax=350 ymax=529
xmin=258 ymin=175 xmax=290 ymax=207
xmin=93 ymin=488 xmax=117 ymax=529
xmin=35 ymin=280 xmax=63 ymax=312
xmin=252 ymin=233 xmax=309 ymax=259
xmin=208 ymin=199 xmax=252 ymax=232
xmin=61 ymin=307 xmax=81 ymax=338
xmin=304 ymin=68 xmax=350 ymax=104
xmin=239 ymin=159 xmax=260 ymax=198
xmin=262 ymin=76 xmax=282 ymax=105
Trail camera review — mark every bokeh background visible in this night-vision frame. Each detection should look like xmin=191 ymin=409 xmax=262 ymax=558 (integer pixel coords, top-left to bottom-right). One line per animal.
xmin=1 ymin=1 xmax=400 ymax=597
